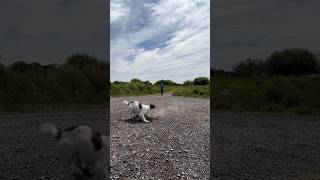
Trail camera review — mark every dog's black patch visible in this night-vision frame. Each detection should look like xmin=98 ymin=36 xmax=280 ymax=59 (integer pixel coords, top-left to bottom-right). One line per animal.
xmin=138 ymin=103 xmax=142 ymax=109
xmin=65 ymin=125 xmax=80 ymax=132
xmin=91 ymin=130 xmax=102 ymax=150
xmin=56 ymin=125 xmax=80 ymax=140
xmin=55 ymin=131 xmax=62 ymax=140
xmin=150 ymin=104 xmax=155 ymax=109
xmin=130 ymin=101 xmax=135 ymax=104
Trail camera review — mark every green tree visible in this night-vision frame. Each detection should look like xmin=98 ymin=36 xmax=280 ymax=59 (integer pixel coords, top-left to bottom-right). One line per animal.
xmin=193 ymin=77 xmax=209 ymax=85
xmin=265 ymin=48 xmax=320 ymax=75
xmin=154 ymin=79 xmax=178 ymax=85
xmin=131 ymin=78 xmax=143 ymax=83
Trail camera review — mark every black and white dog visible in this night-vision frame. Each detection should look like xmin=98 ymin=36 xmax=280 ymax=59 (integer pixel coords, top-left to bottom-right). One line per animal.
xmin=123 ymin=100 xmax=155 ymax=123
xmin=41 ymin=123 xmax=107 ymax=180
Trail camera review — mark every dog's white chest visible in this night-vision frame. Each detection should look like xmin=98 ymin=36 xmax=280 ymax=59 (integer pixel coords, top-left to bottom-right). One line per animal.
xmin=62 ymin=126 xmax=102 ymax=167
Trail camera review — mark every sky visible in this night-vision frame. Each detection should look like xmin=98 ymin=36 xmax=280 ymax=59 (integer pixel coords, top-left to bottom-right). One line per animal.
xmin=110 ymin=0 xmax=210 ymax=83
xmin=213 ymin=0 xmax=320 ymax=71
xmin=0 ymin=0 xmax=107 ymax=65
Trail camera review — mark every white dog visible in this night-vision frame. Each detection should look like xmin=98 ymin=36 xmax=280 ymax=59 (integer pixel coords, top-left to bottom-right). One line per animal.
xmin=41 ymin=123 xmax=107 ymax=180
xmin=123 ymin=100 xmax=155 ymax=123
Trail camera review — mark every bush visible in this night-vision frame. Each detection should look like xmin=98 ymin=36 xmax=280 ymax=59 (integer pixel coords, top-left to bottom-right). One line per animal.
xmin=265 ymin=48 xmax=320 ymax=75
xmin=66 ymin=53 xmax=99 ymax=68
xmin=183 ymin=80 xmax=193 ymax=86
xmin=233 ymin=58 xmax=264 ymax=76
xmin=193 ymin=77 xmax=209 ymax=85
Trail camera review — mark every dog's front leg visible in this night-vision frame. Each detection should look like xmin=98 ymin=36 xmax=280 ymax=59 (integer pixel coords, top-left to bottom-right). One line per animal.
xmin=139 ymin=114 xmax=149 ymax=123
xmin=92 ymin=162 xmax=107 ymax=180
xmin=57 ymin=139 xmax=76 ymax=180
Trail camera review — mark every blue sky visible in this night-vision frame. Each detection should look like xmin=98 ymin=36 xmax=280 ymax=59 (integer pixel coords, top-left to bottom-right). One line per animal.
xmin=110 ymin=0 xmax=210 ymax=83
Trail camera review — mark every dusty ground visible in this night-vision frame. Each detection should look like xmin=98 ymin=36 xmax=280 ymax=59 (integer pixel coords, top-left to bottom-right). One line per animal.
xmin=212 ymin=111 xmax=320 ymax=179
xmin=110 ymin=94 xmax=210 ymax=179
xmin=0 ymin=110 xmax=109 ymax=180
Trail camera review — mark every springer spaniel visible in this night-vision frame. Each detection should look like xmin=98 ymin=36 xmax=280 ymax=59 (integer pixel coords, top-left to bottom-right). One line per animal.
xmin=123 ymin=100 xmax=155 ymax=123
xmin=41 ymin=123 xmax=107 ymax=180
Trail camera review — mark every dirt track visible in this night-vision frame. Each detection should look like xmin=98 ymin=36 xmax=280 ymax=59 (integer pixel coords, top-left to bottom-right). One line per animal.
xmin=0 ymin=110 xmax=108 ymax=180
xmin=110 ymin=94 xmax=210 ymax=179
xmin=212 ymin=111 xmax=320 ymax=179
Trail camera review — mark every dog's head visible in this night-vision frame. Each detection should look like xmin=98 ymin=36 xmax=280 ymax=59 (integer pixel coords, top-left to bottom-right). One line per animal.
xmin=150 ymin=104 xmax=155 ymax=109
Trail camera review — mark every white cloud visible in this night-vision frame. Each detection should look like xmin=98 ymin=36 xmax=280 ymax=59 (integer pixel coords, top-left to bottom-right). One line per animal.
xmin=111 ymin=0 xmax=210 ymax=83
xmin=110 ymin=0 xmax=131 ymax=23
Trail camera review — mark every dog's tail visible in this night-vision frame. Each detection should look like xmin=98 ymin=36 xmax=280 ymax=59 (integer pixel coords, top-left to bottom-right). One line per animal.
xmin=123 ymin=100 xmax=129 ymax=105
xmin=41 ymin=123 xmax=61 ymax=139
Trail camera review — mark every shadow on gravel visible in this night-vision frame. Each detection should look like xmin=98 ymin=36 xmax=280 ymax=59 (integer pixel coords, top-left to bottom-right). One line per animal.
xmin=122 ymin=115 xmax=155 ymax=124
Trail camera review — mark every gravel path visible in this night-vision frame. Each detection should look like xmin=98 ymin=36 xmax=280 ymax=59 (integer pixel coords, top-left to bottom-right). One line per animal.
xmin=4 ymin=96 xmax=318 ymax=179
xmin=110 ymin=94 xmax=210 ymax=179
xmin=0 ymin=110 xmax=108 ymax=180
xmin=212 ymin=111 xmax=320 ymax=179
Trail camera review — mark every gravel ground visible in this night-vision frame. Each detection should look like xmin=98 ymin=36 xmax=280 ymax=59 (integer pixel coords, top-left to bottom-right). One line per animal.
xmin=3 ymin=96 xmax=318 ymax=179
xmin=110 ymin=94 xmax=210 ymax=179
xmin=0 ymin=110 xmax=109 ymax=180
xmin=212 ymin=111 xmax=320 ymax=179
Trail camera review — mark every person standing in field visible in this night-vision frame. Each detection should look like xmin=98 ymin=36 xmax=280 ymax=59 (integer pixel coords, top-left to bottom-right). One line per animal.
xmin=160 ymin=81 xmax=164 ymax=95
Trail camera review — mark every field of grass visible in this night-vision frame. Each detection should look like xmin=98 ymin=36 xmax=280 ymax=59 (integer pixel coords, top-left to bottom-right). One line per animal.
xmin=172 ymin=85 xmax=209 ymax=98
xmin=110 ymin=82 xmax=177 ymax=96
xmin=212 ymin=74 xmax=320 ymax=115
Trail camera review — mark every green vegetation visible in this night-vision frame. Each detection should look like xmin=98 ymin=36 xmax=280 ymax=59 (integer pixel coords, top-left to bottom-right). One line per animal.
xmin=154 ymin=79 xmax=179 ymax=86
xmin=111 ymin=80 xmax=177 ymax=96
xmin=0 ymin=54 xmax=109 ymax=112
xmin=213 ymin=75 xmax=320 ymax=114
xmin=111 ymin=77 xmax=210 ymax=98
xmin=173 ymin=85 xmax=209 ymax=98
xmin=233 ymin=48 xmax=320 ymax=76
xmin=213 ymin=48 xmax=320 ymax=115
xmin=182 ymin=77 xmax=210 ymax=86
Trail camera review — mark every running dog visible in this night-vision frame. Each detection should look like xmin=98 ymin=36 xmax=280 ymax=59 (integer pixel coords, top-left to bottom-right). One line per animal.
xmin=123 ymin=100 xmax=155 ymax=123
xmin=41 ymin=123 xmax=107 ymax=180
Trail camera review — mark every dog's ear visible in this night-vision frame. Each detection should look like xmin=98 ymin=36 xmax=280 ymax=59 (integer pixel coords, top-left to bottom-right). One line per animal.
xmin=91 ymin=131 xmax=102 ymax=150
xmin=150 ymin=104 xmax=155 ymax=109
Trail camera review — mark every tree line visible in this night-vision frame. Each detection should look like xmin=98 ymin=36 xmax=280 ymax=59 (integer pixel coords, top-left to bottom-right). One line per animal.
xmin=0 ymin=53 xmax=109 ymax=111
xmin=213 ymin=48 xmax=320 ymax=76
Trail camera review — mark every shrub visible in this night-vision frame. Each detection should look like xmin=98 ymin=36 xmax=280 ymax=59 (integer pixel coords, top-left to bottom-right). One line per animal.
xmin=183 ymin=80 xmax=193 ymax=86
xmin=233 ymin=58 xmax=264 ymax=76
xmin=65 ymin=53 xmax=99 ymax=68
xmin=265 ymin=48 xmax=320 ymax=75
xmin=193 ymin=77 xmax=209 ymax=85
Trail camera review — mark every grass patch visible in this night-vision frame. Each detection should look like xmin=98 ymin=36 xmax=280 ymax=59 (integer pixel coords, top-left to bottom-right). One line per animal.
xmin=172 ymin=85 xmax=209 ymax=98
xmin=212 ymin=75 xmax=320 ymax=115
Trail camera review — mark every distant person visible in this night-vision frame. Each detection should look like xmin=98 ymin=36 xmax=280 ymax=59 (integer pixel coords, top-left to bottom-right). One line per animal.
xmin=160 ymin=82 xmax=164 ymax=95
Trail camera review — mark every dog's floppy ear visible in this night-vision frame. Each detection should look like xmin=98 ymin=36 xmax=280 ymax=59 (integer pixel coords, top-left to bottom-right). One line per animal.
xmin=91 ymin=130 xmax=102 ymax=150
xmin=150 ymin=104 xmax=155 ymax=109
